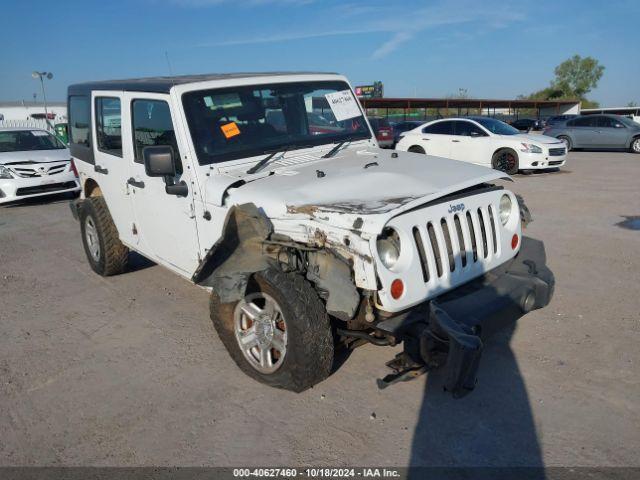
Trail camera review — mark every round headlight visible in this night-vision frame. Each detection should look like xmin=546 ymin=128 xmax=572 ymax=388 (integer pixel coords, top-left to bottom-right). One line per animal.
xmin=377 ymin=229 xmax=401 ymax=269
xmin=499 ymin=194 xmax=512 ymax=225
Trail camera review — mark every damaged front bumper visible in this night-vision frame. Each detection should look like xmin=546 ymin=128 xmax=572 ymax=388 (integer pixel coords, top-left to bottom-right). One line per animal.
xmin=376 ymin=236 xmax=554 ymax=397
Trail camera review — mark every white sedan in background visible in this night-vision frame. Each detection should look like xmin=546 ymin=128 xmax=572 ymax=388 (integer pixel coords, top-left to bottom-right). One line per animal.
xmin=396 ymin=116 xmax=567 ymax=174
xmin=0 ymin=128 xmax=80 ymax=204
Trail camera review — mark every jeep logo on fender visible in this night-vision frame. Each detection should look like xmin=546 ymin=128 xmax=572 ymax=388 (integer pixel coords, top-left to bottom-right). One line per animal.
xmin=448 ymin=203 xmax=465 ymax=214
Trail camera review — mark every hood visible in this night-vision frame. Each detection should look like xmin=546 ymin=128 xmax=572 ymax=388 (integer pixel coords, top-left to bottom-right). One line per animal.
xmin=220 ymin=147 xmax=507 ymax=234
xmin=509 ymin=133 xmax=562 ymax=145
xmin=0 ymin=149 xmax=71 ymax=165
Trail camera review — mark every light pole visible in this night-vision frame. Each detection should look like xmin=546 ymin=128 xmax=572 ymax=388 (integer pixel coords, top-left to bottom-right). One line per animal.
xmin=32 ymin=71 xmax=53 ymax=129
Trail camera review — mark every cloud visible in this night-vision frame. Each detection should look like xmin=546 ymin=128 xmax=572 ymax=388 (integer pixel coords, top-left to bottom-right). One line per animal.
xmin=170 ymin=0 xmax=314 ymax=6
xmin=192 ymin=0 xmax=527 ymax=59
xmin=196 ymin=27 xmax=386 ymax=47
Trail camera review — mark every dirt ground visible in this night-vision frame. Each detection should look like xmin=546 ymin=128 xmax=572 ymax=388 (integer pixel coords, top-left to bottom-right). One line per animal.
xmin=1 ymin=151 xmax=639 ymax=467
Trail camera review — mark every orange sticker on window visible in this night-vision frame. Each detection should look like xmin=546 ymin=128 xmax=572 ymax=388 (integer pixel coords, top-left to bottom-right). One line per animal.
xmin=221 ymin=122 xmax=241 ymax=139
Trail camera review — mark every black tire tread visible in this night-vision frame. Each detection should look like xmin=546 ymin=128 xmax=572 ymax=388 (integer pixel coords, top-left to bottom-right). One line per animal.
xmin=210 ymin=269 xmax=334 ymax=392
xmin=408 ymin=145 xmax=426 ymax=154
xmin=492 ymin=148 xmax=519 ymax=175
xmin=557 ymin=135 xmax=572 ymax=151
xmin=81 ymin=196 xmax=128 ymax=276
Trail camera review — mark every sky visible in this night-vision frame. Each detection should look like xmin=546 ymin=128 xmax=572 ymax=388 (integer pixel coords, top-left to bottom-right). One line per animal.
xmin=0 ymin=0 xmax=638 ymax=106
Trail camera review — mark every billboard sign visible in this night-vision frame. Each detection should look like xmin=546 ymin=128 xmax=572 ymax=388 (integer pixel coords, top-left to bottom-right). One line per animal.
xmin=354 ymin=82 xmax=384 ymax=99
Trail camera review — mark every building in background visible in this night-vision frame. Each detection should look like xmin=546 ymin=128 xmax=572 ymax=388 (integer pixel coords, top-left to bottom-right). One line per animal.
xmin=581 ymin=106 xmax=640 ymax=124
xmin=358 ymin=97 xmax=581 ymax=123
xmin=0 ymin=101 xmax=67 ymax=130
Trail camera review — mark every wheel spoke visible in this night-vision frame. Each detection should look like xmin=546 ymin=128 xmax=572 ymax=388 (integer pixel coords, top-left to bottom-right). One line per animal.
xmin=259 ymin=347 xmax=272 ymax=368
xmin=239 ymin=327 xmax=259 ymax=349
xmin=271 ymin=329 xmax=286 ymax=353
xmin=240 ymin=302 xmax=262 ymax=320
xmin=262 ymin=299 xmax=277 ymax=319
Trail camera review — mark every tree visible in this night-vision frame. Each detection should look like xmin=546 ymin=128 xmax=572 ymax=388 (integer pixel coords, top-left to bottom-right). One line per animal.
xmin=627 ymin=101 xmax=638 ymax=108
xmin=522 ymin=55 xmax=604 ymax=107
xmin=552 ymin=55 xmax=604 ymax=99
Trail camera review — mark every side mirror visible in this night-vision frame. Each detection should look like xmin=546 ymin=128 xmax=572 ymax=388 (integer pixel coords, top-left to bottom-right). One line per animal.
xmin=143 ymin=145 xmax=176 ymax=177
xmin=142 ymin=145 xmax=188 ymax=197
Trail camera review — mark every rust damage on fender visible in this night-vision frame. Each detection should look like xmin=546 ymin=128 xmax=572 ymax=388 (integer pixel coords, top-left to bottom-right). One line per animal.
xmin=287 ymin=196 xmax=421 ymax=217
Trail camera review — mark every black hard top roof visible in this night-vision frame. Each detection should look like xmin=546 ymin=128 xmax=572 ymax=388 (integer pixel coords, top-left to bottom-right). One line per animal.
xmin=68 ymin=72 xmax=337 ymax=95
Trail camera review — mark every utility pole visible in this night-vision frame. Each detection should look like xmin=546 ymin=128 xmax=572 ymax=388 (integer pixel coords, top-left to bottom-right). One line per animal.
xmin=32 ymin=71 xmax=53 ymax=129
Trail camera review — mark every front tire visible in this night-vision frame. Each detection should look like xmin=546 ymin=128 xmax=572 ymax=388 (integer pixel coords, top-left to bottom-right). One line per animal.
xmin=630 ymin=137 xmax=640 ymax=154
xmin=408 ymin=145 xmax=426 ymax=154
xmin=79 ymin=196 xmax=129 ymax=276
xmin=558 ymin=135 xmax=572 ymax=151
xmin=492 ymin=148 xmax=519 ymax=175
xmin=210 ymin=269 xmax=334 ymax=392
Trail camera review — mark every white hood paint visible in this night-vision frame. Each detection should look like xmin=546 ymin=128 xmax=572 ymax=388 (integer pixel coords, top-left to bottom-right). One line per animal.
xmin=506 ymin=133 xmax=563 ymax=145
xmin=0 ymin=149 xmax=71 ymax=165
xmin=221 ymin=148 xmax=508 ymax=234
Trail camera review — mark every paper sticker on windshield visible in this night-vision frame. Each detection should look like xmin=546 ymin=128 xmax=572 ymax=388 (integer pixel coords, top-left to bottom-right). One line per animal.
xmin=324 ymin=90 xmax=361 ymax=122
xmin=221 ymin=122 xmax=241 ymax=139
xmin=31 ymin=130 xmax=48 ymax=136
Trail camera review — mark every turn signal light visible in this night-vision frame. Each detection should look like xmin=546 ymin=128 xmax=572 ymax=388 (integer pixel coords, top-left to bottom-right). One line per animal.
xmin=390 ymin=279 xmax=404 ymax=299
xmin=511 ymin=234 xmax=519 ymax=250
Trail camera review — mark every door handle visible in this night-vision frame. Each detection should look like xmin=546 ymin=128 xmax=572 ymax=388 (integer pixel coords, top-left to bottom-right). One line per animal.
xmin=421 ymin=138 xmax=430 ymax=141
xmin=127 ymin=178 xmax=145 ymax=189
xmin=94 ymin=165 xmax=109 ymax=175
xmin=451 ymin=139 xmax=460 ymax=143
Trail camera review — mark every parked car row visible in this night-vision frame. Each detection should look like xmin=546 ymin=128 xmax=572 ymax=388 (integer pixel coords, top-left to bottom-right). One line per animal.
xmin=544 ymin=114 xmax=640 ymax=152
xmin=395 ymin=117 xmax=567 ymax=174
xmin=0 ymin=127 xmax=80 ymax=204
xmin=360 ymin=111 xmax=639 ymax=175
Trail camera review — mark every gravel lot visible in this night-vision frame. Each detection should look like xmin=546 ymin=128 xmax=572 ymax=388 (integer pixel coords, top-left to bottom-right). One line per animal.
xmin=1 ymin=151 xmax=639 ymax=468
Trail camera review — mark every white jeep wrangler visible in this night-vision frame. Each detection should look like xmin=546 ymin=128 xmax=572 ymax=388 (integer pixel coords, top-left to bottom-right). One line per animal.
xmin=68 ymin=73 xmax=554 ymax=396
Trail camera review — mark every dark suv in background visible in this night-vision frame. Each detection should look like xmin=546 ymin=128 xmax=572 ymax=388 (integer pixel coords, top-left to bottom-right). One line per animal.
xmin=544 ymin=114 xmax=640 ymax=152
xmin=510 ymin=118 xmax=544 ymax=131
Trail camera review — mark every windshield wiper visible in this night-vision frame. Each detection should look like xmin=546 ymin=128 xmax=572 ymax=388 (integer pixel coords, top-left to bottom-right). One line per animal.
xmin=322 ymin=140 xmax=350 ymax=158
xmin=246 ymin=149 xmax=282 ymax=175
xmin=246 ymin=143 xmax=315 ymax=175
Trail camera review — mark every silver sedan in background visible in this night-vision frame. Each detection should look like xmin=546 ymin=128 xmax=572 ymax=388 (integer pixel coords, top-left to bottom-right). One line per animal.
xmin=544 ymin=114 xmax=640 ymax=153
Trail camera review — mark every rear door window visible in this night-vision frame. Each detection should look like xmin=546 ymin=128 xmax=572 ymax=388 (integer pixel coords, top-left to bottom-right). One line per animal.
xmin=69 ymin=96 xmax=91 ymax=146
xmin=95 ymin=97 xmax=122 ymax=157
xmin=570 ymin=116 xmax=597 ymax=127
xmin=423 ymin=121 xmax=454 ymax=135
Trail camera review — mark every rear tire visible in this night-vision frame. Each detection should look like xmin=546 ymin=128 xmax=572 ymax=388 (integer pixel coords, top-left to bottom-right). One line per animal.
xmin=491 ymin=148 xmax=519 ymax=175
xmin=79 ymin=196 xmax=128 ymax=276
xmin=408 ymin=145 xmax=426 ymax=154
xmin=557 ymin=135 xmax=572 ymax=151
xmin=630 ymin=137 xmax=640 ymax=154
xmin=210 ymin=269 xmax=334 ymax=392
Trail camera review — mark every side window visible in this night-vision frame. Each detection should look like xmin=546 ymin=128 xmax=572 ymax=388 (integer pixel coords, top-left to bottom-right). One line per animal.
xmin=132 ymin=99 xmax=181 ymax=172
xmin=423 ymin=121 xmax=453 ymax=135
xmin=597 ymin=117 xmax=624 ymax=128
xmin=571 ymin=117 xmax=596 ymax=127
xmin=454 ymin=121 xmax=486 ymax=136
xmin=95 ymin=97 xmax=122 ymax=157
xmin=69 ymin=96 xmax=90 ymax=146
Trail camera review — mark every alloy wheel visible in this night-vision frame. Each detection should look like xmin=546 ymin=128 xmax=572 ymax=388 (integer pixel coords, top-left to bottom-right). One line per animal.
xmin=233 ymin=292 xmax=287 ymax=374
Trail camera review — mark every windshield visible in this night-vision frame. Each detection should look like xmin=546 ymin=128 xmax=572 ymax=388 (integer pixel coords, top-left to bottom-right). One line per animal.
xmin=474 ymin=118 xmax=520 ymax=135
xmin=182 ymin=81 xmax=371 ymax=165
xmin=0 ymin=130 xmax=66 ymax=153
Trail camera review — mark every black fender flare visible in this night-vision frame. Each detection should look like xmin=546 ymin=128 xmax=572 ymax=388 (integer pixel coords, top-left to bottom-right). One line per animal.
xmin=192 ymin=203 xmax=275 ymax=303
